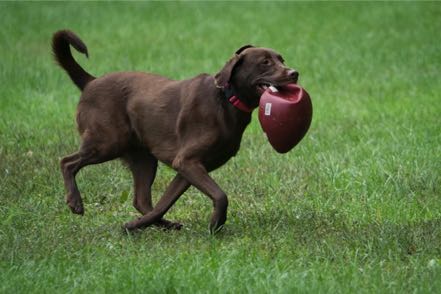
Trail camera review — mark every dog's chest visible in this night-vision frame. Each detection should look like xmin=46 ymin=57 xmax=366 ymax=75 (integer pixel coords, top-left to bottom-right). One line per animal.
xmin=203 ymin=121 xmax=248 ymax=171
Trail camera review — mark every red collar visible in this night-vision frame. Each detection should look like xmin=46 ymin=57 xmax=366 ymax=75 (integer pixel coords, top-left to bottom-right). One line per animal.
xmin=222 ymin=84 xmax=254 ymax=113
xmin=228 ymin=95 xmax=254 ymax=113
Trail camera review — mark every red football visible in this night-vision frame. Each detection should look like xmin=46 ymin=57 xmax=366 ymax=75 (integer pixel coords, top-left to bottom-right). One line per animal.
xmin=258 ymin=84 xmax=313 ymax=153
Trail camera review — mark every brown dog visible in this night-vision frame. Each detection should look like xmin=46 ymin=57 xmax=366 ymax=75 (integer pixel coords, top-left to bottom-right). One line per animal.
xmin=53 ymin=30 xmax=299 ymax=233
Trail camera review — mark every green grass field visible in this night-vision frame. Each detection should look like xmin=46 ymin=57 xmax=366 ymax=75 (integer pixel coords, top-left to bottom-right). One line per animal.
xmin=1 ymin=2 xmax=440 ymax=293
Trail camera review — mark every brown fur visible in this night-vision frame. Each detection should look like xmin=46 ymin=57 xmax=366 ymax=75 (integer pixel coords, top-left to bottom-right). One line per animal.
xmin=53 ymin=30 xmax=299 ymax=233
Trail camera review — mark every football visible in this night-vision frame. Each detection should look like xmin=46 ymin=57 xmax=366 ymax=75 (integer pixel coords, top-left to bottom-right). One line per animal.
xmin=258 ymin=84 xmax=313 ymax=153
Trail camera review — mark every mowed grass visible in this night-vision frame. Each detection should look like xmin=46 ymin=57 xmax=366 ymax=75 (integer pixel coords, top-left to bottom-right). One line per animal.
xmin=1 ymin=2 xmax=440 ymax=293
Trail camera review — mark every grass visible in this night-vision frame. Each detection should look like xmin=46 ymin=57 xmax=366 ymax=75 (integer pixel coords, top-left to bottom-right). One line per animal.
xmin=1 ymin=2 xmax=440 ymax=293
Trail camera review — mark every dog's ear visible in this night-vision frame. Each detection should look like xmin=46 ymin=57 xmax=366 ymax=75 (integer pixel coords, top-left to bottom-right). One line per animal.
xmin=215 ymin=55 xmax=241 ymax=89
xmin=235 ymin=45 xmax=254 ymax=55
xmin=215 ymin=45 xmax=254 ymax=88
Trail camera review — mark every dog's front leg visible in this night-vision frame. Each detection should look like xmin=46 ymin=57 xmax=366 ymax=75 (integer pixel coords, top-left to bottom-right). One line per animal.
xmin=173 ymin=159 xmax=228 ymax=234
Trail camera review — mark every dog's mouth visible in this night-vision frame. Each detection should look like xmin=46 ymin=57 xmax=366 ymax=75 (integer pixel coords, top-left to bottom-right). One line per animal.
xmin=257 ymin=82 xmax=298 ymax=94
xmin=256 ymin=72 xmax=300 ymax=95
xmin=257 ymin=83 xmax=275 ymax=94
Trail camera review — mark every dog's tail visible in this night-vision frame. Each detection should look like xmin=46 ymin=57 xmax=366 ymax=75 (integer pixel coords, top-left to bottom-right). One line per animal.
xmin=52 ymin=30 xmax=95 ymax=91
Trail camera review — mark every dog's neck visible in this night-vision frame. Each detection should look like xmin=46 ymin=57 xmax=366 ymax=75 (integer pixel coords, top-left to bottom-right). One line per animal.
xmin=222 ymin=84 xmax=255 ymax=113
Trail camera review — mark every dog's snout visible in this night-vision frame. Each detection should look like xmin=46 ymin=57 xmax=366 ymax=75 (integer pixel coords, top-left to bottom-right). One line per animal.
xmin=287 ymin=69 xmax=299 ymax=81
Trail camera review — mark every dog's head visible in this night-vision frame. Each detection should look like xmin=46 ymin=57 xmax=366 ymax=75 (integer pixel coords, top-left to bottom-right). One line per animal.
xmin=215 ymin=45 xmax=299 ymax=108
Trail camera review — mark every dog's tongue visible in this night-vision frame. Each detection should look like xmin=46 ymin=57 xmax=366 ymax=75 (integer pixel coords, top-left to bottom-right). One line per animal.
xmin=258 ymin=83 xmax=313 ymax=153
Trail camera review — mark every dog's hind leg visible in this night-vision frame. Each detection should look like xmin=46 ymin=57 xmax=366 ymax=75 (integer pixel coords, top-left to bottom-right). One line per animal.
xmin=60 ymin=152 xmax=83 ymax=214
xmin=60 ymin=133 xmax=122 ymax=215
xmin=123 ymin=150 xmax=185 ymax=230
xmin=124 ymin=174 xmax=190 ymax=231
xmin=123 ymin=149 xmax=157 ymax=214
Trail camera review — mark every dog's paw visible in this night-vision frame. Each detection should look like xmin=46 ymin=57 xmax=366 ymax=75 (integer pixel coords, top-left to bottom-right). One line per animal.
xmin=155 ymin=218 xmax=183 ymax=231
xmin=66 ymin=195 xmax=84 ymax=215
xmin=209 ymin=221 xmax=225 ymax=235
xmin=209 ymin=213 xmax=227 ymax=235
xmin=121 ymin=224 xmax=140 ymax=235
xmin=122 ymin=218 xmax=182 ymax=233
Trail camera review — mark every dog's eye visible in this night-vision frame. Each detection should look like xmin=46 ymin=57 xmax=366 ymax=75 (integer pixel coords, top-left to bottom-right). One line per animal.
xmin=262 ymin=59 xmax=271 ymax=66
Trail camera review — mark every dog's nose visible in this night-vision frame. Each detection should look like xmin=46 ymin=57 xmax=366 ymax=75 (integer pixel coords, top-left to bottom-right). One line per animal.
xmin=287 ymin=69 xmax=299 ymax=81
